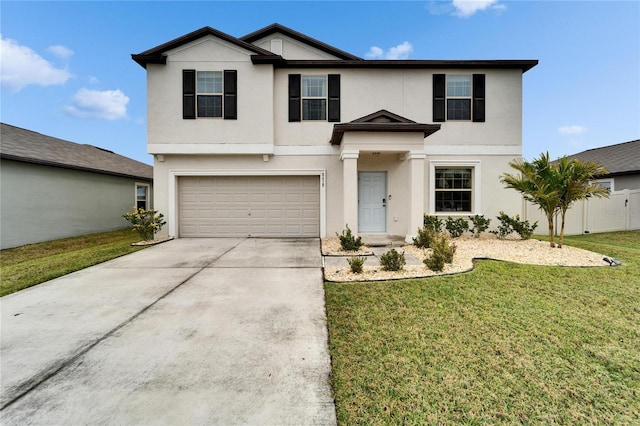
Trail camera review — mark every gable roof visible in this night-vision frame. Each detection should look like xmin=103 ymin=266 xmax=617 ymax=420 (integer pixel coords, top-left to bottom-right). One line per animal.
xmin=132 ymin=26 xmax=277 ymax=68
xmin=565 ymin=139 xmax=640 ymax=177
xmin=239 ymin=23 xmax=362 ymax=61
xmin=0 ymin=123 xmax=153 ymax=181
xmin=133 ymin=24 xmax=537 ymax=73
xmin=330 ymin=110 xmax=441 ymax=145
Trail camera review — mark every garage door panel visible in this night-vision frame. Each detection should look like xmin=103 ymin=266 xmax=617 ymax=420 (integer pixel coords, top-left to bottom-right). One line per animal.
xmin=179 ymin=176 xmax=319 ymax=237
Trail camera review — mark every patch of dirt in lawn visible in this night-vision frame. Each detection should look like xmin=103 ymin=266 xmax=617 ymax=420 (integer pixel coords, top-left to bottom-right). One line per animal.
xmin=322 ymin=235 xmax=609 ymax=282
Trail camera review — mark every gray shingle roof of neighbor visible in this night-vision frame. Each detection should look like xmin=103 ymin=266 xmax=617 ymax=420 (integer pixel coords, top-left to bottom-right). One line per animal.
xmin=565 ymin=139 xmax=640 ymax=177
xmin=0 ymin=123 xmax=153 ymax=181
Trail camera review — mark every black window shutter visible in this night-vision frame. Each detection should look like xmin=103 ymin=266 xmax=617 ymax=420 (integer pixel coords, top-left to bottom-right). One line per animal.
xmin=183 ymin=70 xmax=196 ymax=119
xmin=433 ymin=74 xmax=446 ymax=122
xmin=288 ymin=74 xmax=301 ymax=122
xmin=224 ymin=70 xmax=237 ymax=120
xmin=473 ymin=74 xmax=485 ymax=122
xmin=327 ymin=74 xmax=341 ymax=122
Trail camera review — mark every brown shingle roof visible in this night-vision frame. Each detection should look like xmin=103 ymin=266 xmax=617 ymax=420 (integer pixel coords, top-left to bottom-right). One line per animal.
xmin=0 ymin=123 xmax=153 ymax=181
xmin=565 ymin=139 xmax=640 ymax=177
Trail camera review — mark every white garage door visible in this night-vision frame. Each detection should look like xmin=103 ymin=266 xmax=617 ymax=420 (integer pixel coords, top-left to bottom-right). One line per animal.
xmin=179 ymin=176 xmax=320 ymax=237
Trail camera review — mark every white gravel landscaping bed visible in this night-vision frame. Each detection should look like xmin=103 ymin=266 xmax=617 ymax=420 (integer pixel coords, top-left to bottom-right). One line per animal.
xmin=322 ymin=235 xmax=609 ymax=282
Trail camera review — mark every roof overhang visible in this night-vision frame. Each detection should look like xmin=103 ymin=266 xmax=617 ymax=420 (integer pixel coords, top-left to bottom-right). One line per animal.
xmin=330 ymin=122 xmax=441 ymax=145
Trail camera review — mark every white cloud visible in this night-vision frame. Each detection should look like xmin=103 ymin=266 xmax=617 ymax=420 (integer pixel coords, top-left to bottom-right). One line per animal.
xmin=0 ymin=34 xmax=73 ymax=92
xmin=451 ymin=0 xmax=505 ymax=17
xmin=558 ymin=125 xmax=587 ymax=135
xmin=366 ymin=41 xmax=413 ymax=60
xmin=64 ymin=88 xmax=129 ymax=120
xmin=47 ymin=44 xmax=74 ymax=59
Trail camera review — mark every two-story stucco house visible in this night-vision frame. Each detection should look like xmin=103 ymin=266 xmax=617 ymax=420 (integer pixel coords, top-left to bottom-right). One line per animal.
xmin=132 ymin=23 xmax=537 ymax=242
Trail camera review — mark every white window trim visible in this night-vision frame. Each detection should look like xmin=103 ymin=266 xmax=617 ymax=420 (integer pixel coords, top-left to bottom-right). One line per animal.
xmin=592 ymin=178 xmax=614 ymax=191
xmin=167 ymin=169 xmax=327 ymax=238
xmin=196 ymin=70 xmax=223 ymax=118
xmin=135 ymin=182 xmax=150 ymax=210
xmin=302 ymin=75 xmax=327 ymax=121
xmin=446 ymin=75 xmax=472 ymax=121
xmin=429 ymin=160 xmax=481 ymax=215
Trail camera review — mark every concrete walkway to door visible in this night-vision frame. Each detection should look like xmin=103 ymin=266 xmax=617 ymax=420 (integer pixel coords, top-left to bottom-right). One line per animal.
xmin=1 ymin=238 xmax=336 ymax=425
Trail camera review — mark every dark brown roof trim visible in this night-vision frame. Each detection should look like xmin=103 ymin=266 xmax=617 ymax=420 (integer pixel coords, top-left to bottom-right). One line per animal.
xmin=330 ymin=122 xmax=441 ymax=145
xmin=132 ymin=26 xmax=277 ymax=68
xmin=351 ymin=109 xmax=417 ymax=123
xmin=261 ymin=59 xmax=538 ymax=72
xmin=1 ymin=154 xmax=153 ymax=181
xmin=240 ymin=23 xmax=362 ymax=61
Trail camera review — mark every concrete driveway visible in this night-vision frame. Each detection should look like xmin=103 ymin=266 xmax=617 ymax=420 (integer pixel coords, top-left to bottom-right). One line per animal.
xmin=1 ymin=238 xmax=336 ymax=425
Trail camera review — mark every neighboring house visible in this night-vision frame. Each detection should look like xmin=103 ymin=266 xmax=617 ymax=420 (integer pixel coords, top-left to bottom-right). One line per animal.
xmin=132 ymin=23 xmax=537 ymax=241
xmin=525 ymin=139 xmax=640 ymax=235
xmin=0 ymin=123 xmax=153 ymax=249
xmin=565 ymin=139 xmax=640 ymax=191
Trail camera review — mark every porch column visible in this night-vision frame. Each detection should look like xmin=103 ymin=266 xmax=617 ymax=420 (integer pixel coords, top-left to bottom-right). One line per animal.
xmin=406 ymin=151 xmax=426 ymax=243
xmin=340 ymin=150 xmax=359 ymax=233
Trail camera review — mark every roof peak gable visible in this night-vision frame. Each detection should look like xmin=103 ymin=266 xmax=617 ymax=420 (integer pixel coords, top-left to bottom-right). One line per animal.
xmin=240 ymin=23 xmax=362 ymax=61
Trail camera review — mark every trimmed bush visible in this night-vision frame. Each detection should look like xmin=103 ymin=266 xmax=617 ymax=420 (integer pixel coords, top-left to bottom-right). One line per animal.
xmin=445 ymin=216 xmax=469 ymax=238
xmin=122 ymin=207 xmax=166 ymax=241
xmin=413 ymin=226 xmax=437 ymax=249
xmin=423 ymin=233 xmax=456 ymax=272
xmin=337 ymin=225 xmax=363 ymax=251
xmin=423 ymin=214 xmax=443 ymax=232
xmin=380 ymin=248 xmax=406 ymax=271
xmin=491 ymin=211 xmax=538 ymax=240
xmin=347 ymin=256 xmax=366 ymax=273
xmin=469 ymin=214 xmax=491 ymax=238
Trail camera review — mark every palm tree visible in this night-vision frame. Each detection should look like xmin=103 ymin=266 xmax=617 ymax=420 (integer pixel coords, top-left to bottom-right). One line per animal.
xmin=501 ymin=153 xmax=562 ymax=247
xmin=555 ymin=157 xmax=609 ymax=247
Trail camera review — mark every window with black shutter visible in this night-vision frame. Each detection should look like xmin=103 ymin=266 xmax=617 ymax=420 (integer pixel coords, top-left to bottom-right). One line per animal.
xmin=182 ymin=70 xmax=237 ymax=120
xmin=289 ymin=74 xmax=340 ymax=122
xmin=433 ymin=73 xmax=485 ymax=122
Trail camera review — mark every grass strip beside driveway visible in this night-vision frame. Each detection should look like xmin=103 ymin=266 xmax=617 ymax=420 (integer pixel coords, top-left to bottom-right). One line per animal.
xmin=325 ymin=231 xmax=640 ymax=424
xmin=1 ymin=229 xmax=147 ymax=297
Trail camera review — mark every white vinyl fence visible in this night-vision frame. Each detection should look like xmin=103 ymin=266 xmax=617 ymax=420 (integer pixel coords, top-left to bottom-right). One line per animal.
xmin=524 ymin=189 xmax=640 ymax=235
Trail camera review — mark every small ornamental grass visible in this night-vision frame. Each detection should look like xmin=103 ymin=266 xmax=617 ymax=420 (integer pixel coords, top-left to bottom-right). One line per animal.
xmin=423 ymin=232 xmax=456 ymax=272
xmin=379 ymin=248 xmax=406 ymax=271
xmin=337 ymin=225 xmax=363 ymax=251
xmin=122 ymin=207 xmax=166 ymax=241
xmin=347 ymin=256 xmax=366 ymax=274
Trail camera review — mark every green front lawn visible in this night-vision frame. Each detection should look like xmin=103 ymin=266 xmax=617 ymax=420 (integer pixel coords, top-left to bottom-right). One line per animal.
xmin=0 ymin=229 xmax=147 ymax=297
xmin=325 ymin=231 xmax=640 ymax=424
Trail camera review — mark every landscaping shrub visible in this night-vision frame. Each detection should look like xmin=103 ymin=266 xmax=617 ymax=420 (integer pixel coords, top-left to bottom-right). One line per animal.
xmin=491 ymin=211 xmax=514 ymax=239
xmin=380 ymin=248 xmax=406 ymax=271
xmin=423 ymin=233 xmax=456 ymax=272
xmin=511 ymin=214 xmax=538 ymax=240
xmin=337 ymin=225 xmax=363 ymax=251
xmin=469 ymin=214 xmax=491 ymax=238
xmin=413 ymin=226 xmax=437 ymax=249
xmin=445 ymin=216 xmax=469 ymax=238
xmin=423 ymin=214 xmax=443 ymax=232
xmin=347 ymin=256 xmax=366 ymax=274
xmin=491 ymin=211 xmax=538 ymax=240
xmin=122 ymin=207 xmax=166 ymax=241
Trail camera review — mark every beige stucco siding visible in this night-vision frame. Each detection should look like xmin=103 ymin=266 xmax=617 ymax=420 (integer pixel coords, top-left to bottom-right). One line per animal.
xmin=147 ymin=37 xmax=274 ymax=148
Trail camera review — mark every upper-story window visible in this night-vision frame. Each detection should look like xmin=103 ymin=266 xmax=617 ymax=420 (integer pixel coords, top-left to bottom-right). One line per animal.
xmin=433 ymin=74 xmax=485 ymax=123
xmin=302 ymin=76 xmax=327 ymax=120
xmin=197 ymin=71 xmax=223 ymax=117
xmin=446 ymin=76 xmax=472 ymax=120
xmin=183 ymin=69 xmax=237 ymax=120
xmin=289 ymin=74 xmax=340 ymax=122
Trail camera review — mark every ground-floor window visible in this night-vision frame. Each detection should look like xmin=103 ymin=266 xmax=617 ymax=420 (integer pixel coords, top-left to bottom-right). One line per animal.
xmin=136 ymin=183 xmax=150 ymax=210
xmin=429 ymin=161 xmax=480 ymax=214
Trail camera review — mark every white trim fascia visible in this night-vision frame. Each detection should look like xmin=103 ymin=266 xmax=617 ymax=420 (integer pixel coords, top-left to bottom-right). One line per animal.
xmin=424 ymin=145 xmax=521 ymax=156
xmin=167 ymin=169 xmax=327 ymax=239
xmin=428 ymin=160 xmax=482 ymax=215
xmin=340 ymin=150 xmax=360 ymax=160
xmin=148 ymin=144 xmax=274 ymax=155
xmin=273 ymin=145 xmax=339 ymax=156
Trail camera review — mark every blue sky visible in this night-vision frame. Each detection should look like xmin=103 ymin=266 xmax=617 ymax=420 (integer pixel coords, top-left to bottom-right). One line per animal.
xmin=2 ymin=1 xmax=638 ymax=166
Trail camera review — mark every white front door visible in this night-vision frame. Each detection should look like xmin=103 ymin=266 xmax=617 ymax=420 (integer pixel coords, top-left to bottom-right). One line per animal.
xmin=358 ymin=172 xmax=387 ymax=233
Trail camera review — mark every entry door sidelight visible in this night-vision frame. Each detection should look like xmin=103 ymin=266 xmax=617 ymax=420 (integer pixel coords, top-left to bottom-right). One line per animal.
xmin=358 ymin=172 xmax=387 ymax=233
